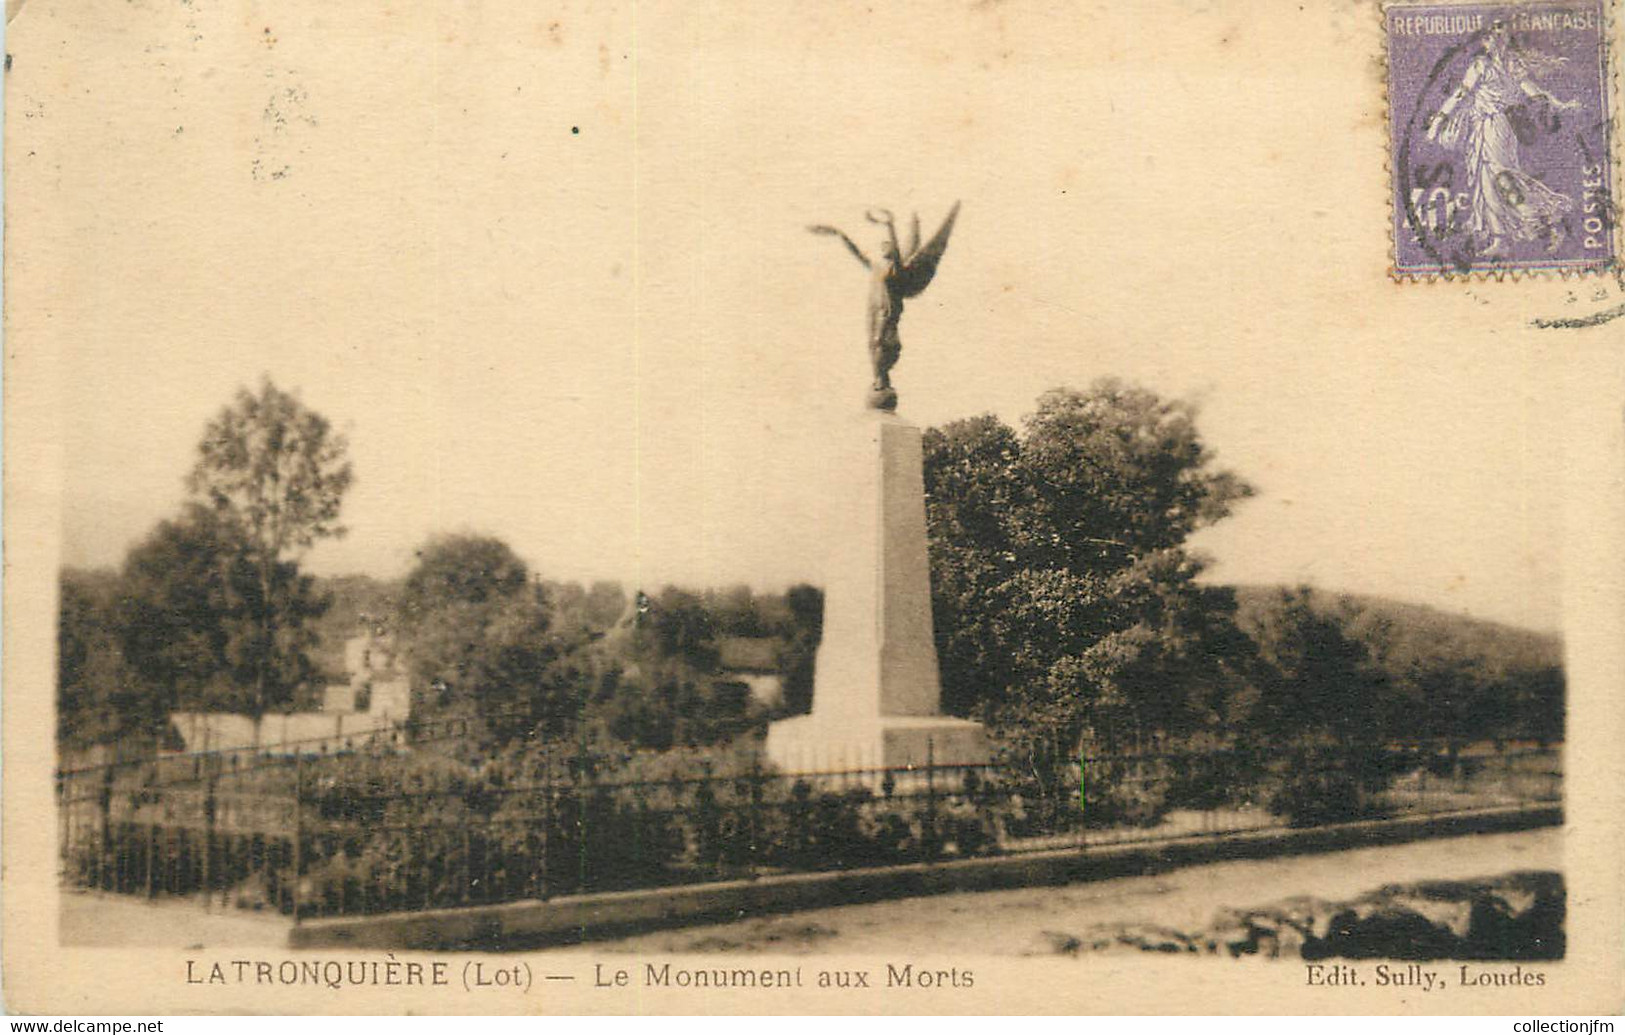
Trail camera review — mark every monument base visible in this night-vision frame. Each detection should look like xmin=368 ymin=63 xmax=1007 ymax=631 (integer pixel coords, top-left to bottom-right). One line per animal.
xmin=764 ymin=712 xmax=990 ymax=775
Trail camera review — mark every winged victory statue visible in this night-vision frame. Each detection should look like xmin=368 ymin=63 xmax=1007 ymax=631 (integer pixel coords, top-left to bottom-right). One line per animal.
xmin=808 ymin=201 xmax=961 ymax=411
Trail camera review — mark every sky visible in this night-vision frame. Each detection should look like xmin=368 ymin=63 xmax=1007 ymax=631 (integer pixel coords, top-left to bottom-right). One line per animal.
xmin=21 ymin=0 xmax=1596 ymax=634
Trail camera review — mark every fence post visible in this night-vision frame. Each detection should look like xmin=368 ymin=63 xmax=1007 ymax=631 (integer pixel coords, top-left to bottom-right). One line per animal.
xmin=202 ymin=760 xmax=217 ymax=913
xmin=576 ymin=742 xmax=589 ymax=894
xmin=98 ymin=764 xmax=114 ymax=891
xmin=698 ymin=760 xmax=716 ymax=880
xmin=292 ymin=752 xmax=304 ymax=926
xmin=748 ymin=755 xmax=762 ymax=879
xmin=461 ymin=789 xmax=472 ymax=907
xmin=925 ymin=737 xmax=938 ymax=861
xmin=142 ymin=821 xmax=155 ymax=898
xmin=226 ymin=757 xmax=240 ymax=910
xmin=1078 ymin=749 xmax=1088 ymax=850
xmin=56 ymin=773 xmax=68 ymax=878
xmin=539 ymin=756 xmax=551 ymax=902
xmin=418 ymin=774 xmax=431 ymax=912
xmin=1055 ymin=737 xmax=1066 ymax=834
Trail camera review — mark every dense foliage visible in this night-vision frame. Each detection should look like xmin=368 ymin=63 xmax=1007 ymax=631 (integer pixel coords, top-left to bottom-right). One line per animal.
xmin=118 ymin=505 xmax=330 ymax=718
xmin=60 ymin=378 xmax=1561 ymax=787
xmin=921 ymin=382 xmax=1563 ymax=771
xmin=187 ymin=379 xmax=353 ymax=716
xmin=1234 ymin=586 xmax=1564 ymax=751
xmin=57 ymin=375 xmax=1569 ymax=921
xmin=356 ymin=550 xmax=824 ymax=753
xmin=391 ymin=534 xmax=571 ymax=746
xmin=58 ymin=380 xmax=347 ymax=751
xmin=923 ymin=381 xmax=1257 ymax=766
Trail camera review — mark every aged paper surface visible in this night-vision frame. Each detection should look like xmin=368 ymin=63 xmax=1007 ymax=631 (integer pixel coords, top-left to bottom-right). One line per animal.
xmin=5 ymin=0 xmax=1624 ymax=1016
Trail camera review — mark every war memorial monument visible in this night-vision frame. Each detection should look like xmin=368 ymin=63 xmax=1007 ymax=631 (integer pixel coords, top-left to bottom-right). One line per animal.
xmin=765 ymin=203 xmax=991 ymax=774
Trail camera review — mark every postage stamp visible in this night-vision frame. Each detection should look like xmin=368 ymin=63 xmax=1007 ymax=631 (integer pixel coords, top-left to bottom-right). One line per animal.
xmin=1387 ymin=1 xmax=1616 ymax=277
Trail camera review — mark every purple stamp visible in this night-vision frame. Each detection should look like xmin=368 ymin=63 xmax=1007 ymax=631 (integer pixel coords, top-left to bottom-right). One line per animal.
xmin=1387 ymin=1 xmax=1615 ymax=276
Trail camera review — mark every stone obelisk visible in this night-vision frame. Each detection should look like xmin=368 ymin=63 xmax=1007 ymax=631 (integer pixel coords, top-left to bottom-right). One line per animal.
xmin=766 ymin=202 xmax=989 ymax=773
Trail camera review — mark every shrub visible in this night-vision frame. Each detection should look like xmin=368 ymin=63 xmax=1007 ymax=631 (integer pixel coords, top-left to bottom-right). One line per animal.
xmin=1080 ymin=756 xmax=1172 ymax=828
xmin=1264 ymin=747 xmax=1398 ymax=827
xmin=1163 ymin=748 xmax=1267 ymax=811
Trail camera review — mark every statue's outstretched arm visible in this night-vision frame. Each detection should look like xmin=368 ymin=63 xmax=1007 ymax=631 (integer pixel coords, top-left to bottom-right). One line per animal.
xmin=866 ymin=208 xmax=902 ymax=261
xmin=808 ymin=225 xmax=871 ymax=268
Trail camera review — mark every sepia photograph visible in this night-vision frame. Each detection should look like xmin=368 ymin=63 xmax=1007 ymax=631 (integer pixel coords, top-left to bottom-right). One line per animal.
xmin=5 ymin=0 xmax=1623 ymax=1017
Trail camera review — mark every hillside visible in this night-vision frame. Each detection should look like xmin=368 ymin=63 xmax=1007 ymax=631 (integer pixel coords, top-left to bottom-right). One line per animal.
xmin=1231 ymin=584 xmax=1562 ymax=672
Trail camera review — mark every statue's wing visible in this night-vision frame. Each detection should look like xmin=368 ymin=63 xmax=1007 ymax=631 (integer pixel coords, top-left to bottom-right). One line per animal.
xmin=897 ymin=201 xmax=961 ymax=298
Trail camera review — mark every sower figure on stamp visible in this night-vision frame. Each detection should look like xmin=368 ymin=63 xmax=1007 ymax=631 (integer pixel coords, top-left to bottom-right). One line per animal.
xmin=808 ymin=201 xmax=960 ymax=410
xmin=1425 ymin=20 xmax=1580 ymax=257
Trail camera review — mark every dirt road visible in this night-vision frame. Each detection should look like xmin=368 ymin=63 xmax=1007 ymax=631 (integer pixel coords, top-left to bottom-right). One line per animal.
xmin=584 ymin=827 xmax=1562 ymax=956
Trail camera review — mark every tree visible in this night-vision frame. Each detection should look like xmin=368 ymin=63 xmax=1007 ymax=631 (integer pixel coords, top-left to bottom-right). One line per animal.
xmin=1016 ymin=383 xmax=1252 ymax=569
xmin=400 ymin=534 xmax=530 ymax=617
xmin=58 ymin=569 xmax=143 ymax=747
xmin=776 ymin=584 xmax=825 ymax=716
xmin=642 ymin=587 xmax=721 ymax=670
xmin=704 ymin=584 xmax=766 ymax=638
xmin=117 ymin=504 xmax=328 ymax=717
xmin=588 ymin=585 xmax=766 ymax=749
xmin=57 ymin=495 xmax=333 ymax=753
xmin=396 ymin=534 xmax=570 ymax=743
xmin=1239 ymin=587 xmax=1387 ymax=746
xmin=922 ymin=380 xmax=1255 ymax=760
xmin=1235 ymin=585 xmax=1567 ymax=749
xmin=187 ymin=379 xmax=352 ymax=716
xmin=582 ymin=580 xmax=630 ymax=631
xmin=1512 ymin=664 xmax=1565 ymax=747
xmin=539 ymin=579 xmax=629 ymax=638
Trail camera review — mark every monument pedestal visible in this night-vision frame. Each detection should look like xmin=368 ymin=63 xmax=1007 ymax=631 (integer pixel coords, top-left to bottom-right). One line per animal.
xmin=764 ymin=411 xmax=989 ymax=774
xmin=764 ymin=713 xmax=991 ymax=773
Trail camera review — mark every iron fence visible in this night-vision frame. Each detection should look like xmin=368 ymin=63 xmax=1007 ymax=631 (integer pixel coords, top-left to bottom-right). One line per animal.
xmin=57 ymin=738 xmax=1561 ymax=924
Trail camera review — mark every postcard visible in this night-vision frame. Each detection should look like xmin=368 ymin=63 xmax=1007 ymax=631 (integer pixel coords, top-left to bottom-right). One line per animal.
xmin=5 ymin=0 xmax=1623 ymax=1016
